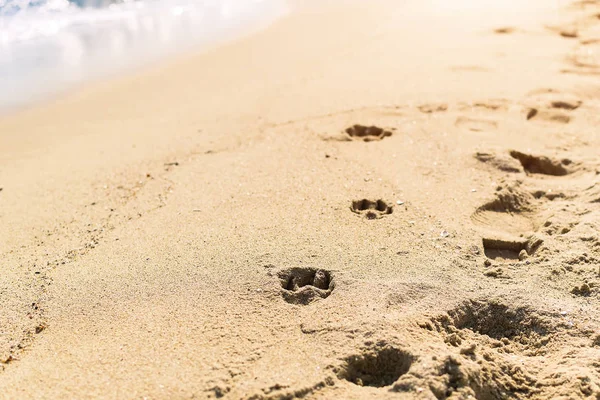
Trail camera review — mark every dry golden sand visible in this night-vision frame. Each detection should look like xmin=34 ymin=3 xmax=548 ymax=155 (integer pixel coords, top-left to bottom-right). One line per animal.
xmin=1 ymin=0 xmax=600 ymax=398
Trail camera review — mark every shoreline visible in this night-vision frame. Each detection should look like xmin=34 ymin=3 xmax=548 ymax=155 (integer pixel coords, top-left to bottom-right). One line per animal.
xmin=0 ymin=0 xmax=290 ymax=114
xmin=1 ymin=0 xmax=600 ymax=398
xmin=0 ymin=0 xmax=580 ymax=160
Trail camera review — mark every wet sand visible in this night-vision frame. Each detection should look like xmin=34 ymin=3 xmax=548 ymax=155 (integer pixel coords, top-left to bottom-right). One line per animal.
xmin=1 ymin=0 xmax=600 ymax=398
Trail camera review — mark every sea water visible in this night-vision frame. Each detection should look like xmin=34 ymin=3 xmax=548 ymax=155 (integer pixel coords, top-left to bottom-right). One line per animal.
xmin=0 ymin=0 xmax=289 ymax=110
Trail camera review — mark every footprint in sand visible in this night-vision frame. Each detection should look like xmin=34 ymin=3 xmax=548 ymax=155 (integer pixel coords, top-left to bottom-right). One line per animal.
xmin=545 ymin=24 xmax=579 ymax=39
xmin=474 ymin=152 xmax=523 ymax=173
xmin=481 ymin=236 xmax=543 ymax=262
xmin=430 ymin=299 xmax=555 ymax=355
xmin=476 ymin=149 xmax=576 ymax=176
xmin=350 ymin=199 xmax=393 ymax=220
xmin=523 ymin=89 xmax=582 ymax=124
xmin=418 ymin=300 xmax=552 ymax=397
xmin=471 ymin=188 xmax=537 ymax=234
xmin=434 ymin=299 xmax=553 ymax=343
xmin=418 ymin=103 xmax=448 ymax=114
xmin=470 ymin=186 xmax=544 ymax=262
xmin=459 ymin=99 xmax=510 ymax=112
xmin=571 ymin=282 xmax=593 ymax=296
xmin=560 ymin=29 xmax=579 ymax=39
xmin=472 ymin=208 xmax=536 ymax=237
xmin=277 ymin=267 xmax=334 ymax=305
xmin=509 ymin=150 xmax=574 ymax=176
xmin=422 ymin=299 xmax=595 ymax=399
xmin=335 ymin=345 xmax=414 ymax=388
xmin=344 ymin=124 xmax=393 ymax=142
xmin=525 ymin=107 xmax=571 ymax=124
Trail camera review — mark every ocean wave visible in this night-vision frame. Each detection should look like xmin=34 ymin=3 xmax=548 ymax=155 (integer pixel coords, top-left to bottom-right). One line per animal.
xmin=0 ymin=0 xmax=289 ymax=109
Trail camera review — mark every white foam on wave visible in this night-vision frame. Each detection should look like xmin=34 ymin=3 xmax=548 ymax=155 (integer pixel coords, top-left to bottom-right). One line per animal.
xmin=0 ymin=0 xmax=290 ymax=111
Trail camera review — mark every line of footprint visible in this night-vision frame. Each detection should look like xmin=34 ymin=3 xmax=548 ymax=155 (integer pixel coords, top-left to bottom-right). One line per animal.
xmin=252 ymin=113 xmax=600 ymax=399
xmin=472 ymin=145 xmax=600 ymax=291
xmin=256 ymin=20 xmax=600 ymax=394
xmin=472 ymin=150 xmax=577 ymax=263
xmin=262 ymin=102 xmax=597 ymax=398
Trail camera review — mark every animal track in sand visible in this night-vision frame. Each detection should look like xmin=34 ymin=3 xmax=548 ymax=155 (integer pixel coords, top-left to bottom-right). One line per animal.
xmin=459 ymin=99 xmax=510 ymax=112
xmin=418 ymin=103 xmax=448 ymax=113
xmin=523 ymin=88 xmax=582 ymax=123
xmin=418 ymin=300 xmax=593 ymax=399
xmin=471 ymin=187 xmax=536 ymax=234
xmin=344 ymin=125 xmax=392 ymax=142
xmin=350 ymin=199 xmax=393 ymax=220
xmin=473 ymin=208 xmax=536 ymax=236
xmin=509 ymin=150 xmax=573 ymax=176
xmin=571 ymin=282 xmax=593 ymax=296
xmin=525 ymin=108 xmax=571 ymax=124
xmin=471 ymin=187 xmax=544 ymax=261
xmin=440 ymin=299 xmax=553 ymax=349
xmin=337 ymin=346 xmax=414 ymax=388
xmin=482 ymin=236 xmax=530 ymax=261
xmin=545 ymin=23 xmax=579 ymax=39
xmin=278 ymin=267 xmax=334 ymax=305
xmin=482 ymin=233 xmax=543 ymax=262
xmin=455 ymin=116 xmax=498 ymax=132
xmin=436 ymin=355 xmax=537 ymax=400
xmin=549 ymin=100 xmax=581 ymax=110
xmin=475 ymin=152 xmax=523 ymax=173
xmin=560 ymin=29 xmax=578 ymax=38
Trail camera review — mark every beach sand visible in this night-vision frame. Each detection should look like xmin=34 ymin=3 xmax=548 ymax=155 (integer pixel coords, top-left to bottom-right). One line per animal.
xmin=1 ymin=0 xmax=600 ymax=398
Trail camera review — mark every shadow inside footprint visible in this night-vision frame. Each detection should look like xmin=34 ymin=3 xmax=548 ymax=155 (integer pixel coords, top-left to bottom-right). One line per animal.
xmin=471 ymin=186 xmax=536 ymax=235
xmin=440 ymin=299 xmax=552 ymax=343
xmin=345 ymin=125 xmax=392 ymax=142
xmin=338 ymin=346 xmax=414 ymax=388
xmin=482 ymin=237 xmax=527 ymax=261
xmin=351 ymin=199 xmax=393 ymax=220
xmin=418 ymin=103 xmax=448 ymax=113
xmin=475 ymin=152 xmax=523 ymax=173
xmin=509 ymin=151 xmax=572 ymax=176
xmin=482 ymin=235 xmax=543 ymax=262
xmin=278 ymin=268 xmax=334 ymax=305
xmin=551 ymin=100 xmax=581 ymax=110
xmin=525 ymin=108 xmax=571 ymax=124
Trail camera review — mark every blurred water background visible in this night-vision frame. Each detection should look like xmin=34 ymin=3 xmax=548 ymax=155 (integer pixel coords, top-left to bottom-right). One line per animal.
xmin=0 ymin=0 xmax=289 ymax=110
